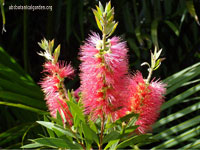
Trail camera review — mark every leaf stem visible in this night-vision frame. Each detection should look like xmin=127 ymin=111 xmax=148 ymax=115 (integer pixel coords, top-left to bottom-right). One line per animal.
xmin=146 ymin=67 xmax=153 ymax=84
xmin=99 ymin=115 xmax=105 ymax=150
xmin=67 ymin=125 xmax=86 ymax=149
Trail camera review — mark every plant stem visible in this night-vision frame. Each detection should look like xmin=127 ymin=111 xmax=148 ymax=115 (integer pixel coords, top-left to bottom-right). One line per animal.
xmin=68 ymin=125 xmax=86 ymax=150
xmin=99 ymin=115 xmax=105 ymax=150
xmin=146 ymin=67 xmax=153 ymax=84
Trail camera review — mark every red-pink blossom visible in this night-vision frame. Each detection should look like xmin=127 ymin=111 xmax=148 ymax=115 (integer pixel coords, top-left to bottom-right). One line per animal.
xmin=127 ymin=72 xmax=166 ymax=134
xmin=40 ymin=61 xmax=74 ymax=126
xmin=79 ymin=33 xmax=129 ymax=121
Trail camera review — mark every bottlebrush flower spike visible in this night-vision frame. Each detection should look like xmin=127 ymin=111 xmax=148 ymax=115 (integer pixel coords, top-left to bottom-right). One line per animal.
xmin=38 ymin=38 xmax=74 ymax=126
xmin=79 ymin=33 xmax=129 ymax=121
xmin=127 ymin=72 xmax=166 ymax=134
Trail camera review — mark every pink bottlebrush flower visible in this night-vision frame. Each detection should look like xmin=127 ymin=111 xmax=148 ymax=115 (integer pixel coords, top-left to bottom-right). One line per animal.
xmin=40 ymin=61 xmax=74 ymax=126
xmin=79 ymin=33 xmax=129 ymax=121
xmin=127 ymin=72 xmax=166 ymax=134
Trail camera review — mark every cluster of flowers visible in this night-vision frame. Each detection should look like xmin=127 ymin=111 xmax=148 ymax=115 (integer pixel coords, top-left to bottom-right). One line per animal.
xmin=39 ymin=32 xmax=165 ymax=134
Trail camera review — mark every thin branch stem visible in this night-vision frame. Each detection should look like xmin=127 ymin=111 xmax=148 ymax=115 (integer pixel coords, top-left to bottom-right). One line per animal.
xmin=67 ymin=125 xmax=86 ymax=150
xmin=146 ymin=68 xmax=153 ymax=84
xmin=99 ymin=115 xmax=105 ymax=150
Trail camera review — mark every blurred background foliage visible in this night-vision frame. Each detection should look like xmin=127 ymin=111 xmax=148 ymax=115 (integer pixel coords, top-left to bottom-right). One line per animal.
xmin=0 ymin=0 xmax=200 ymax=149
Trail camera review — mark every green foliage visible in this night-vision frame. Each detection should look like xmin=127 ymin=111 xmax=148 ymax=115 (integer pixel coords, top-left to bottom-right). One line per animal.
xmin=0 ymin=47 xmax=47 ymax=148
xmin=22 ymin=92 xmax=150 ymax=149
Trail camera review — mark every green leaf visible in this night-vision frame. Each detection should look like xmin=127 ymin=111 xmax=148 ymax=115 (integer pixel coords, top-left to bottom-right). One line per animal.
xmin=161 ymin=83 xmax=200 ymax=111
xmin=107 ymin=8 xmax=114 ymax=20
xmin=135 ymin=26 xmax=143 ymax=45
xmin=0 ymin=47 xmax=32 ymax=80
xmin=153 ymin=101 xmax=200 ymax=129
xmin=153 ymin=115 xmax=200 ymax=140
xmin=82 ymin=122 xmax=99 ymax=145
xmin=163 ymin=62 xmax=200 ymax=95
xmin=152 ymin=126 xmax=200 ymax=149
xmin=0 ymin=91 xmax=46 ymax=109
xmin=117 ymin=134 xmax=151 ymax=149
xmin=105 ymin=1 xmax=111 ymax=14
xmin=153 ymin=59 xmax=161 ymax=70
xmin=99 ymin=1 xmax=104 ymax=14
xmin=36 ymin=121 xmax=75 ymax=138
xmin=114 ymin=112 xmax=138 ymax=126
xmin=0 ymin=123 xmax=31 ymax=145
xmin=122 ymin=3 xmax=134 ymax=33
xmin=94 ymin=16 xmax=103 ymax=31
xmin=0 ymin=77 xmax=43 ymax=100
xmin=186 ymin=0 xmax=200 ymax=25
xmin=103 ymin=131 xmax=120 ymax=144
xmin=67 ymin=101 xmax=85 ymax=122
xmin=21 ymin=143 xmax=45 ymax=148
xmin=53 ymin=44 xmax=60 ymax=63
xmin=181 ymin=139 xmax=200 ymax=149
xmin=104 ymin=139 xmax=119 ymax=150
xmin=108 ymin=22 xmax=118 ymax=37
xmin=165 ymin=20 xmax=179 ymax=36
xmin=32 ymin=137 xmax=81 ymax=149
xmin=43 ymin=116 xmax=55 ymax=138
xmin=151 ymin=19 xmax=159 ymax=47
xmin=124 ymin=126 xmax=139 ymax=134
xmin=0 ymin=101 xmax=47 ymax=115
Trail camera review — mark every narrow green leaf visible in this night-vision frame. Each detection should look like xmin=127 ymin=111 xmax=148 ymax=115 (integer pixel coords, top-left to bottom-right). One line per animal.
xmin=67 ymin=101 xmax=85 ymax=122
xmin=114 ymin=112 xmax=138 ymax=126
xmin=153 ymin=59 xmax=161 ymax=70
xmin=151 ymin=19 xmax=159 ymax=47
xmin=105 ymin=1 xmax=111 ymax=13
xmin=124 ymin=126 xmax=139 ymax=134
xmin=181 ymin=139 xmax=200 ymax=149
xmin=44 ymin=116 xmax=55 ymax=138
xmin=127 ymin=38 xmax=140 ymax=58
xmin=163 ymin=62 xmax=200 ymax=94
xmin=108 ymin=22 xmax=118 ymax=37
xmin=21 ymin=143 xmax=45 ymax=148
xmin=104 ymin=139 xmax=119 ymax=150
xmin=99 ymin=1 xmax=104 ymax=13
xmin=161 ymin=83 xmax=200 ymax=111
xmin=107 ymin=8 xmax=114 ymax=20
xmin=53 ymin=44 xmax=60 ymax=63
xmin=152 ymin=126 xmax=200 ymax=149
xmin=36 ymin=121 xmax=75 ymax=138
xmin=0 ymin=91 xmax=46 ymax=109
xmin=82 ymin=122 xmax=99 ymax=145
xmin=0 ymin=77 xmax=42 ymax=100
xmin=33 ymin=137 xmax=81 ymax=149
xmin=117 ymin=134 xmax=151 ymax=149
xmin=92 ymin=9 xmax=101 ymax=20
xmin=153 ymin=115 xmax=200 ymax=140
xmin=103 ymin=131 xmax=120 ymax=144
xmin=122 ymin=3 xmax=134 ymax=33
xmin=186 ymin=0 xmax=200 ymax=25
xmin=165 ymin=20 xmax=179 ymax=36
xmin=0 ymin=123 xmax=31 ymax=145
xmin=135 ymin=26 xmax=143 ymax=45
xmin=0 ymin=46 xmax=32 ymax=80
xmin=154 ymin=101 xmax=200 ymax=129
xmin=94 ymin=16 xmax=103 ymax=31
xmin=0 ymin=101 xmax=48 ymax=115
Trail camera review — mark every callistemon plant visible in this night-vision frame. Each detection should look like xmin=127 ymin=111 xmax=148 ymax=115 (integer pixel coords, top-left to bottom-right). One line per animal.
xmin=22 ymin=1 xmax=166 ymax=149
xmin=127 ymin=48 xmax=166 ymax=134
xmin=38 ymin=39 xmax=74 ymax=126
